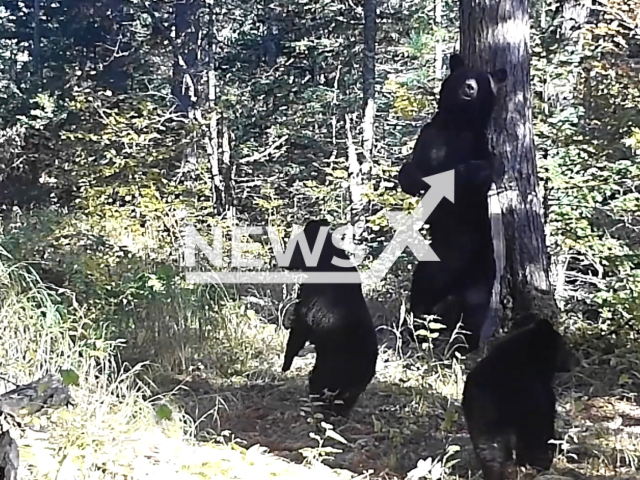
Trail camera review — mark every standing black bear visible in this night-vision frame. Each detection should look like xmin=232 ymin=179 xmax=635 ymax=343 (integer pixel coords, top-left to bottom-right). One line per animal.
xmin=397 ymin=53 xmax=507 ymax=351
xmin=462 ymin=317 xmax=579 ymax=480
xmin=281 ymin=219 xmax=378 ymax=417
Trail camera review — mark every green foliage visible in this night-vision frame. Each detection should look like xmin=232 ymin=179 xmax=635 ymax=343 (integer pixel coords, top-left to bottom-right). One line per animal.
xmin=0 ymin=253 xmax=115 ymax=381
xmin=532 ymin=0 xmax=640 ymax=335
xmin=155 ymin=403 xmax=174 ymax=421
xmin=60 ymin=368 xmax=80 ymax=386
xmin=0 ymin=0 xmax=638 ymax=374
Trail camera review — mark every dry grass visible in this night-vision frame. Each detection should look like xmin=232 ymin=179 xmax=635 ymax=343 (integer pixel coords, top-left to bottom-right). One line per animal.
xmin=1 ymin=256 xmax=640 ymax=480
xmin=0 ymin=259 xmax=352 ymax=480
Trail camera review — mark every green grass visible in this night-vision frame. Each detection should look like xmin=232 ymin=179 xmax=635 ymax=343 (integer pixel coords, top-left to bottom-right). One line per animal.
xmin=1 ymin=239 xmax=640 ymax=480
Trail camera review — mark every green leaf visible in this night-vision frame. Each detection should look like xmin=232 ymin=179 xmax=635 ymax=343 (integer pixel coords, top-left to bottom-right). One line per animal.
xmin=155 ymin=403 xmax=173 ymax=421
xmin=60 ymin=369 xmax=80 ymax=387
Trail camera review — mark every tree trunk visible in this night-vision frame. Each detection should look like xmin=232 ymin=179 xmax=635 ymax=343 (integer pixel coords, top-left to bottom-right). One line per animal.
xmin=172 ymin=0 xmax=208 ymax=201
xmin=173 ymin=0 xmax=200 ymax=115
xmin=203 ymin=2 xmax=231 ymax=215
xmin=350 ymin=0 xmax=376 ymax=246
xmin=32 ymin=0 xmax=41 ymax=85
xmin=206 ymin=70 xmax=226 ymax=213
xmin=362 ymin=0 xmax=376 ymax=161
xmin=434 ymin=0 xmax=443 ymax=80
xmin=345 ymin=113 xmax=360 ymax=252
xmin=459 ymin=0 xmax=558 ymax=330
xmin=221 ymin=116 xmax=235 ymax=219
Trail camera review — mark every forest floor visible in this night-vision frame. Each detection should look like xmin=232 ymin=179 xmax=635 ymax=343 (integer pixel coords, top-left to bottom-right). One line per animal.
xmin=149 ymin=340 xmax=640 ymax=480
xmin=5 ymin=295 xmax=640 ymax=479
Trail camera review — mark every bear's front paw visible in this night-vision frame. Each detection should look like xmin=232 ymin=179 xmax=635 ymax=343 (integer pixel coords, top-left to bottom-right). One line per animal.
xmin=283 ymin=305 xmax=297 ymax=328
xmin=458 ymin=161 xmax=492 ymax=186
xmin=399 ymin=164 xmax=429 ymax=197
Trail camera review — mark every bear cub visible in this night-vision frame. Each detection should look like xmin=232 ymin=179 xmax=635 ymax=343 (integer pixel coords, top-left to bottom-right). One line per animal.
xmin=281 ymin=219 xmax=378 ymax=417
xmin=462 ymin=317 xmax=579 ymax=480
xmin=397 ymin=53 xmax=508 ymax=352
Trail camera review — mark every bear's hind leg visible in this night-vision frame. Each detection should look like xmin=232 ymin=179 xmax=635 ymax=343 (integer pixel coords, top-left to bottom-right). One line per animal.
xmin=459 ymin=279 xmax=493 ymax=352
xmin=514 ymin=399 xmax=556 ymax=472
xmin=409 ymin=260 xmax=459 ymax=333
xmin=470 ymin=431 xmax=512 ymax=480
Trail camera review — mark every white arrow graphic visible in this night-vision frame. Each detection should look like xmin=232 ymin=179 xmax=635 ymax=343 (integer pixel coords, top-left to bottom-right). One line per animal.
xmin=361 ymin=169 xmax=455 ymax=284
xmin=185 ymin=169 xmax=455 ymax=284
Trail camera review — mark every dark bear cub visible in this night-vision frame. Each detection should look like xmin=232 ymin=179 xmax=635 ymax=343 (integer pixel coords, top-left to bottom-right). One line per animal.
xmin=397 ymin=53 xmax=507 ymax=351
xmin=281 ymin=219 xmax=378 ymax=417
xmin=462 ymin=317 xmax=580 ymax=480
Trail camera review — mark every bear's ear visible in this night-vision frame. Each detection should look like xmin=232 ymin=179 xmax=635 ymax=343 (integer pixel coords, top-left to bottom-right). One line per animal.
xmin=490 ymin=68 xmax=508 ymax=86
xmin=449 ymin=54 xmax=465 ymax=73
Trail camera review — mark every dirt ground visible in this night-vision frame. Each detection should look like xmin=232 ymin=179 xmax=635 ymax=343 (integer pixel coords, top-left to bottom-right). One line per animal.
xmin=154 ymin=340 xmax=640 ymax=480
xmin=156 ymin=351 xmax=464 ymax=479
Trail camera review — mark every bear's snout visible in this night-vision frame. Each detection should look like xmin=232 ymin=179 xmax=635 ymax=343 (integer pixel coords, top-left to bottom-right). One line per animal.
xmin=461 ymin=79 xmax=478 ymax=99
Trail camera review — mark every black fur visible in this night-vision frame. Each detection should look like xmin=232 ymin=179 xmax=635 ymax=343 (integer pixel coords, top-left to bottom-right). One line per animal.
xmin=282 ymin=220 xmax=378 ymax=417
xmin=462 ymin=317 xmax=579 ymax=480
xmin=398 ymin=54 xmax=507 ymax=351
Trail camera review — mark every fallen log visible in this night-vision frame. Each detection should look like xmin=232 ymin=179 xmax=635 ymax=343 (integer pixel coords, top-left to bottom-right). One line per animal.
xmin=0 ymin=373 xmax=73 ymax=417
xmin=0 ymin=372 xmax=74 ymax=480
xmin=0 ymin=429 xmax=18 ymax=480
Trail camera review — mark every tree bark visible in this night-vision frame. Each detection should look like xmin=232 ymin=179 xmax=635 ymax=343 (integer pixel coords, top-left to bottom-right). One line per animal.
xmin=434 ymin=0 xmax=443 ymax=80
xmin=350 ymin=0 xmax=376 ymax=246
xmin=203 ymin=2 xmax=231 ymax=215
xmin=459 ymin=0 xmax=558 ymax=327
xmin=362 ymin=0 xmax=376 ymax=159
xmin=32 ymin=0 xmax=41 ymax=85
xmin=206 ymin=70 xmax=226 ymax=213
xmin=345 ymin=113 xmax=360 ymax=252
xmin=221 ymin=115 xmax=235 ymax=219
xmin=173 ymin=0 xmax=200 ymax=115
xmin=0 ymin=429 xmax=18 ymax=480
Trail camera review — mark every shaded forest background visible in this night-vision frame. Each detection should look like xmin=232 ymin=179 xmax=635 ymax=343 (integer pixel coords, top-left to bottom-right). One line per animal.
xmin=0 ymin=0 xmax=640 ymax=479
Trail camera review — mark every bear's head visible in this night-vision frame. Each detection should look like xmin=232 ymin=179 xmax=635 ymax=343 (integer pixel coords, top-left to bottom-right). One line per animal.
xmin=437 ymin=54 xmax=507 ymax=129
xmin=284 ymin=219 xmax=350 ymax=271
xmin=521 ymin=317 xmax=581 ymax=373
